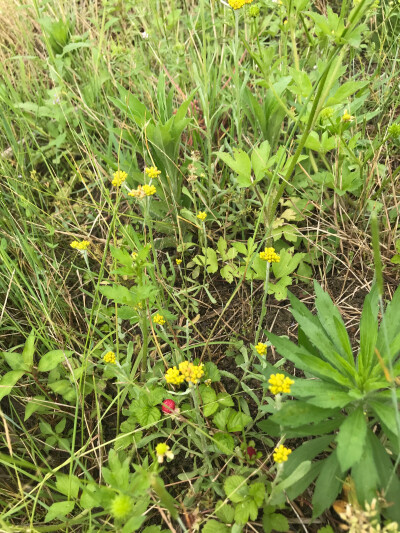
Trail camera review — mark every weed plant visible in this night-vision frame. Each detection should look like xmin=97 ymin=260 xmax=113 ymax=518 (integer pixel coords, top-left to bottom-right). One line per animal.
xmin=1 ymin=0 xmax=400 ymax=531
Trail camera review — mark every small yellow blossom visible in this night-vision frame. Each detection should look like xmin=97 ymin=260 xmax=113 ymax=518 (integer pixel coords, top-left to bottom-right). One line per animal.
xmin=153 ymin=313 xmax=165 ymax=325
xmin=176 ymin=259 xmax=182 ymax=265
xmin=259 ymin=247 xmax=280 ymax=263
xmin=197 ymin=211 xmax=207 ymax=221
xmin=131 ymin=252 xmax=138 ymax=260
xmin=145 ymin=166 xmax=161 ymax=179
xmin=70 ymin=240 xmax=90 ymax=251
xmin=179 ymin=361 xmax=205 ymax=384
xmin=103 ymin=351 xmax=116 ymax=364
xmin=273 ymin=444 xmax=292 ymax=463
xmin=112 ymin=170 xmax=128 ymax=187
xmin=128 ymin=185 xmax=146 ymax=198
xmin=342 ymin=109 xmax=354 ymax=123
xmin=204 ymin=379 xmax=212 ymax=387
xmin=255 ymin=342 xmax=267 ymax=356
xmin=165 ymin=366 xmax=185 ymax=385
xmin=142 ymin=184 xmax=156 ymax=196
xmin=229 ymin=0 xmax=253 ymax=8
xmin=156 ymin=442 xmax=174 ymax=463
xmin=268 ymin=373 xmax=294 ymax=395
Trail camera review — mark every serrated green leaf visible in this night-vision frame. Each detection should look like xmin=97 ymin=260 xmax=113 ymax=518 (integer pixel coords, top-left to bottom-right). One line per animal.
xmin=56 ymin=474 xmax=80 ymax=499
xmin=202 ymin=520 xmax=230 ymax=533
xmin=215 ymin=500 xmax=235 ymax=524
xmin=44 ymin=501 xmax=75 ymax=523
xmin=217 ymin=149 xmax=252 ymax=187
xmin=312 ymin=452 xmax=342 ymax=518
xmin=224 ymin=475 xmax=248 ymax=503
xmin=213 ymin=433 xmax=234 ymax=455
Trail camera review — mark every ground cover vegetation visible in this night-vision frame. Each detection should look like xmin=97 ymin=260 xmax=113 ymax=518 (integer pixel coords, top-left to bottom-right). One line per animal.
xmin=0 ymin=0 xmax=400 ymax=531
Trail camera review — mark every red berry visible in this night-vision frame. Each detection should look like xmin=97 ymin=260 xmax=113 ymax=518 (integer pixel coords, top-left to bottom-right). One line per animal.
xmin=162 ymin=399 xmax=176 ymax=414
xmin=247 ymin=446 xmax=256 ymax=459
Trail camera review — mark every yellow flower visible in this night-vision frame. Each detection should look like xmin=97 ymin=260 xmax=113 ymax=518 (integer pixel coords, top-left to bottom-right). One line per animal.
xmin=142 ymin=184 xmax=156 ymax=196
xmin=259 ymin=247 xmax=280 ymax=263
xmin=165 ymin=366 xmax=185 ymax=385
xmin=103 ymin=351 xmax=116 ymax=364
xmin=229 ymin=0 xmax=253 ymax=8
xmin=255 ymin=342 xmax=267 ymax=356
xmin=70 ymin=240 xmax=90 ymax=251
xmin=268 ymin=373 xmax=294 ymax=395
xmin=112 ymin=170 xmax=127 ymax=187
xmin=197 ymin=211 xmax=207 ymax=221
xmin=156 ymin=442 xmax=174 ymax=463
xmin=273 ymin=444 xmax=292 ymax=463
xmin=342 ymin=109 xmax=354 ymax=123
xmin=176 ymin=259 xmax=182 ymax=265
xmin=153 ymin=313 xmax=165 ymax=325
xmin=179 ymin=361 xmax=205 ymax=384
xmin=145 ymin=166 xmax=161 ymax=179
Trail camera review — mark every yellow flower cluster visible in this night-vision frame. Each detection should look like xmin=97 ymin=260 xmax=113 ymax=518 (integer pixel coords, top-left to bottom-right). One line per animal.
xmin=197 ymin=211 xmax=207 ymax=221
xmin=255 ymin=342 xmax=267 ymax=356
xmin=176 ymin=259 xmax=182 ymax=265
xmin=273 ymin=444 xmax=292 ymax=463
xmin=103 ymin=351 xmax=116 ymax=364
xmin=128 ymin=184 xmax=156 ymax=198
xmin=165 ymin=366 xmax=185 ymax=385
xmin=165 ymin=361 xmax=205 ymax=386
xmin=145 ymin=166 xmax=161 ymax=179
xmin=70 ymin=240 xmax=90 ymax=250
xmin=153 ymin=313 xmax=166 ymax=325
xmin=268 ymin=373 xmax=294 ymax=395
xmin=229 ymin=0 xmax=253 ymax=9
xmin=259 ymin=247 xmax=280 ymax=263
xmin=112 ymin=170 xmax=127 ymax=187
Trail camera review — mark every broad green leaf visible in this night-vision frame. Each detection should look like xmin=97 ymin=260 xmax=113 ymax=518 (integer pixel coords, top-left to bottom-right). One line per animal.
xmin=24 ymin=395 xmax=47 ymax=421
xmin=336 ymin=406 xmax=367 ymax=471
xmin=217 ymin=149 xmax=252 ymax=187
xmin=292 ymin=379 xmax=354 ymax=409
xmin=38 ymin=350 xmax=73 ymax=372
xmin=215 ymin=500 xmax=235 ymax=524
xmin=271 ymin=461 xmax=311 ymax=496
xmin=0 ymin=370 xmax=25 ymax=400
xmin=251 ymin=140 xmax=271 ymax=181
xmin=370 ymin=400 xmax=400 ymax=438
xmin=224 ymin=475 xmax=248 ymax=503
xmin=285 ymin=461 xmax=324 ymax=501
xmin=249 ymin=482 xmax=265 ymax=507
xmin=99 ymin=284 xmax=137 ymax=306
xmin=270 ymin=401 xmax=338 ymax=428
xmin=312 ymin=451 xmax=343 ymax=518
xmin=226 ymin=410 xmax=252 ymax=432
xmin=200 ymin=386 xmax=218 ymax=417
xmin=1 ymin=351 xmax=26 ymax=371
xmin=202 ymin=520 xmax=230 ymax=533
xmin=327 ymin=80 xmax=368 ymax=105
xmin=44 ymin=501 xmax=75 ymax=523
xmin=22 ymin=329 xmax=35 ymax=369
xmin=56 ymin=474 xmax=80 ymax=499
xmin=80 ymin=485 xmax=99 ymax=509
xmin=213 ymin=433 xmax=234 ymax=455
xmin=234 ymin=499 xmax=257 ymax=524
xmin=110 ymin=245 xmax=135 ymax=267
xmin=136 ymin=405 xmax=160 ymax=427
xmin=352 ymin=430 xmax=380 ymax=506
xmin=264 ymin=512 xmax=289 ymax=533
xmin=204 ymin=361 xmax=221 ymax=382
xmin=213 ymin=408 xmax=231 ymax=431
xmin=258 ymin=417 xmax=342 ymax=438
xmin=216 ymin=392 xmax=234 ymax=407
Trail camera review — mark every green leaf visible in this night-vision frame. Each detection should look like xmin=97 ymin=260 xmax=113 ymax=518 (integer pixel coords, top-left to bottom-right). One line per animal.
xmin=215 ymin=500 xmax=235 ymax=524
xmin=22 ymin=329 xmax=35 ymax=369
xmin=249 ymin=482 xmax=265 ymax=507
xmin=213 ymin=408 xmax=231 ymax=431
xmin=213 ymin=433 xmax=234 ymax=455
xmin=312 ymin=451 xmax=343 ymax=518
xmin=24 ymin=395 xmax=47 ymax=421
xmin=370 ymin=400 xmax=400 ymax=438
xmin=0 ymin=370 xmax=26 ymax=400
xmin=136 ymin=405 xmax=161 ymax=427
xmin=251 ymin=140 xmax=271 ymax=181
xmin=1 ymin=351 xmax=27 ymax=371
xmin=224 ymin=475 xmax=248 ymax=503
xmin=336 ymin=406 xmax=367 ymax=471
xmin=38 ymin=350 xmax=73 ymax=372
xmin=226 ymin=410 xmax=252 ymax=432
xmin=56 ymin=474 xmax=80 ymax=499
xmin=204 ymin=361 xmax=221 ymax=382
xmin=202 ymin=520 xmax=230 ymax=533
xmin=358 ymin=285 xmax=379 ymax=375
xmin=200 ymin=386 xmax=218 ymax=417
xmin=270 ymin=401 xmax=338 ymax=428
xmin=216 ymin=392 xmax=234 ymax=407
xmin=292 ymin=379 xmax=354 ymax=409
xmin=271 ymin=461 xmax=311 ymax=498
xmin=110 ymin=245 xmax=134 ymax=267
xmin=352 ymin=430 xmax=380 ymax=506
xmin=327 ymin=80 xmax=368 ymax=105
xmin=234 ymin=500 xmax=252 ymax=524
xmin=80 ymin=485 xmax=99 ymax=509
xmin=217 ymin=149 xmax=252 ymax=188
xmin=265 ymin=513 xmax=289 ymax=532
xmin=99 ymin=284 xmax=137 ymax=306
xmin=44 ymin=501 xmax=75 ymax=523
